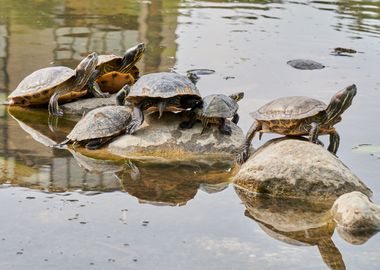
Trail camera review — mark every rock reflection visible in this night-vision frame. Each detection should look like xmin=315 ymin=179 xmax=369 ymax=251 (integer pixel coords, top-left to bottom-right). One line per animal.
xmin=235 ymin=186 xmax=346 ymax=270
xmin=116 ymin=159 xmax=233 ymax=206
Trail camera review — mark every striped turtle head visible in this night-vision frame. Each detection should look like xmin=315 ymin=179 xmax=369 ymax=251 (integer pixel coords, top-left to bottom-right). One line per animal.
xmin=121 ymin=43 xmax=145 ymax=70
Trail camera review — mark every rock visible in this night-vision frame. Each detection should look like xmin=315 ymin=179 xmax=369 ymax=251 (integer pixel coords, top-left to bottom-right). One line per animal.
xmin=108 ymin=111 xmax=244 ymax=159
xmin=331 ymin=191 xmax=380 ymax=232
xmin=287 ymin=59 xmax=325 ymax=70
xmin=62 ymin=94 xmax=117 ymax=115
xmin=233 ymin=138 xmax=372 ymax=202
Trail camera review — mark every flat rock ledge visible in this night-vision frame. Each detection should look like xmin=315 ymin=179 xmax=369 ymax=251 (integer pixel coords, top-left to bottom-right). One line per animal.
xmin=62 ymin=94 xmax=117 ymax=115
xmin=331 ymin=191 xmax=380 ymax=231
xmin=108 ymin=111 xmax=244 ymax=159
xmin=233 ymin=138 xmax=372 ymax=202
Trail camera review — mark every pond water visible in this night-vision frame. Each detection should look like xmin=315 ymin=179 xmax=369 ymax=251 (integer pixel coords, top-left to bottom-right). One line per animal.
xmin=0 ymin=0 xmax=380 ymax=269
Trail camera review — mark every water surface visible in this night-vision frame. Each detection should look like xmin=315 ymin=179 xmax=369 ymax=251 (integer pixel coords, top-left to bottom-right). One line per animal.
xmin=1 ymin=1 xmax=380 ymax=269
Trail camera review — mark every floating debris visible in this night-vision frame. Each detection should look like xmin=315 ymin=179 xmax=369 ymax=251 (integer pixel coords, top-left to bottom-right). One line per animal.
xmin=287 ymin=59 xmax=325 ymax=70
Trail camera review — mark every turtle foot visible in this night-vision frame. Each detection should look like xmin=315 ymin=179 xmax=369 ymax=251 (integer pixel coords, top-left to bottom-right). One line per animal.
xmin=236 ymin=145 xmax=250 ymax=165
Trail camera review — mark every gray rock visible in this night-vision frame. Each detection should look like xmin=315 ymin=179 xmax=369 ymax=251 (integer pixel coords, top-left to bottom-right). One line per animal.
xmin=108 ymin=111 xmax=244 ymax=159
xmin=331 ymin=191 xmax=380 ymax=232
xmin=287 ymin=59 xmax=325 ymax=70
xmin=233 ymin=138 xmax=372 ymax=202
xmin=62 ymin=94 xmax=117 ymax=115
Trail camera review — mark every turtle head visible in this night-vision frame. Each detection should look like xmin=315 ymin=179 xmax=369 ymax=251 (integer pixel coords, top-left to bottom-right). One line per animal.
xmin=121 ymin=43 xmax=145 ymax=69
xmin=324 ymin=84 xmax=357 ymax=125
xmin=75 ymin=52 xmax=98 ymax=85
xmin=229 ymin=92 xmax=244 ymax=102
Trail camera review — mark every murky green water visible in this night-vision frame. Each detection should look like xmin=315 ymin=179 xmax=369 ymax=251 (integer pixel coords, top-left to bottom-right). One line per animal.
xmin=1 ymin=1 xmax=380 ymax=269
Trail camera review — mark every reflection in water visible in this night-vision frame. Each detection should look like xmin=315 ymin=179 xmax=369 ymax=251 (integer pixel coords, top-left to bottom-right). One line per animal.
xmin=235 ymin=187 xmax=346 ymax=270
xmin=311 ymin=0 xmax=380 ymax=37
xmin=117 ymin=159 xmax=233 ymax=206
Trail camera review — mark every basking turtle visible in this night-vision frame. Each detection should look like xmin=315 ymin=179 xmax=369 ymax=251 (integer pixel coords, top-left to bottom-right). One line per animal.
xmin=7 ymin=52 xmax=104 ymax=116
xmin=116 ymin=72 xmax=202 ymax=134
xmin=58 ymin=106 xmax=132 ymax=150
xmin=94 ymin=43 xmax=145 ymax=93
xmin=180 ymin=92 xmax=244 ymax=135
xmin=237 ymin=84 xmax=357 ymax=164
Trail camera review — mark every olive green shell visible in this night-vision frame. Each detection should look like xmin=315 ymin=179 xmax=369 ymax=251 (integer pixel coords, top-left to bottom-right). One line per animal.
xmin=8 ymin=66 xmax=75 ymax=104
xmin=199 ymin=94 xmax=238 ymax=118
xmin=251 ymin=96 xmax=327 ymax=121
xmin=126 ymin=72 xmax=201 ymax=104
xmin=67 ymin=106 xmax=131 ymax=141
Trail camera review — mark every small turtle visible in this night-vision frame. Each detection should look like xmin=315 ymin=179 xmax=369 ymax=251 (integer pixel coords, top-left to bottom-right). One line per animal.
xmin=180 ymin=92 xmax=244 ymax=135
xmin=58 ymin=106 xmax=131 ymax=150
xmin=94 ymin=43 xmax=145 ymax=93
xmin=7 ymin=52 xmax=104 ymax=116
xmin=116 ymin=72 xmax=202 ymax=134
xmin=237 ymin=84 xmax=357 ymax=164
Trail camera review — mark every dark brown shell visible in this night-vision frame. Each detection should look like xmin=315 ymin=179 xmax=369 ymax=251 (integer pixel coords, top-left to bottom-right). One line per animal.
xmin=126 ymin=72 xmax=201 ymax=104
xmin=251 ymin=96 xmax=327 ymax=121
xmin=67 ymin=106 xmax=131 ymax=141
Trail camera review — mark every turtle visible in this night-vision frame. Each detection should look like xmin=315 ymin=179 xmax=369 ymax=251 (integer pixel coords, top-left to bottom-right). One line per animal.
xmin=180 ymin=92 xmax=244 ymax=135
xmin=93 ymin=43 xmax=145 ymax=93
xmin=57 ymin=105 xmax=132 ymax=150
xmin=7 ymin=52 xmax=105 ymax=116
xmin=116 ymin=72 xmax=202 ymax=134
xmin=237 ymin=84 xmax=357 ymax=164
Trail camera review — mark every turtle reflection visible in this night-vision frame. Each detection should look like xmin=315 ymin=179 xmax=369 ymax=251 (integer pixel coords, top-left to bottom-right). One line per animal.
xmin=235 ymin=187 xmax=346 ymax=270
xmin=116 ymin=159 xmax=233 ymax=206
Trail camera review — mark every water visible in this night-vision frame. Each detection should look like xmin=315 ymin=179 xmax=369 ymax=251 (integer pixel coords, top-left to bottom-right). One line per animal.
xmin=1 ymin=0 xmax=380 ymax=269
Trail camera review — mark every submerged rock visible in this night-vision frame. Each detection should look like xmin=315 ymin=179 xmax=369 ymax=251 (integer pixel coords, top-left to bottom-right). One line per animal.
xmin=287 ymin=59 xmax=325 ymax=70
xmin=108 ymin=111 xmax=244 ymax=159
xmin=233 ymin=138 xmax=372 ymax=202
xmin=331 ymin=191 xmax=380 ymax=232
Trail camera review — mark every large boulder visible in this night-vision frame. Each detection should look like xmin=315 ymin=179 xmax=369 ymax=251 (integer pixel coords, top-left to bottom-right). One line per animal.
xmin=331 ymin=191 xmax=380 ymax=232
xmin=108 ymin=111 xmax=244 ymax=159
xmin=233 ymin=138 xmax=372 ymax=202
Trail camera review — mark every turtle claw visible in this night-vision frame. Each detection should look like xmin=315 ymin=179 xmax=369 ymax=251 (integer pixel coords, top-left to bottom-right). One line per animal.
xmin=125 ymin=122 xmax=140 ymax=135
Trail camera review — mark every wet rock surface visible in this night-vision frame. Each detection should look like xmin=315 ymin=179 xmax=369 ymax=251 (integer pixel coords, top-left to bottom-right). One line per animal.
xmin=331 ymin=191 xmax=380 ymax=231
xmin=287 ymin=59 xmax=325 ymax=70
xmin=233 ymin=138 xmax=372 ymax=202
xmin=108 ymin=111 xmax=244 ymax=159
xmin=62 ymin=94 xmax=117 ymax=115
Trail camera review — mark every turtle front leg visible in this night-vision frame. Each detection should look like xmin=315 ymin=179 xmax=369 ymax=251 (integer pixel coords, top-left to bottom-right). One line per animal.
xmin=231 ymin=113 xmax=239 ymax=124
xmin=48 ymin=92 xmax=64 ymax=116
xmin=327 ymin=130 xmax=340 ymax=154
xmin=87 ymin=70 xmax=110 ymax=98
xmin=309 ymin=122 xmax=320 ymax=143
xmin=180 ymin=112 xmax=197 ymax=129
xmin=219 ymin=118 xmax=232 ymax=135
xmin=237 ymin=120 xmax=261 ymax=164
xmin=125 ymin=105 xmax=144 ymax=135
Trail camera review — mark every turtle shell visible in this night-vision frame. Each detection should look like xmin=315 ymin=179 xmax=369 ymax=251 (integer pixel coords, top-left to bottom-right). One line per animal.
xmin=251 ymin=96 xmax=327 ymax=121
xmin=126 ymin=72 xmax=201 ymax=104
xmin=97 ymin=54 xmax=121 ymax=67
xmin=200 ymin=94 xmax=238 ymax=118
xmin=67 ymin=106 xmax=131 ymax=142
xmin=8 ymin=66 xmax=76 ymax=105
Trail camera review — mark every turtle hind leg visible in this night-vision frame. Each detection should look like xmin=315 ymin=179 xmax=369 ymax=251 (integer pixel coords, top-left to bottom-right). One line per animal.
xmin=85 ymin=137 xmax=112 ymax=150
xmin=237 ymin=120 xmax=261 ymax=164
xmin=231 ymin=113 xmax=239 ymax=124
xmin=219 ymin=118 xmax=232 ymax=136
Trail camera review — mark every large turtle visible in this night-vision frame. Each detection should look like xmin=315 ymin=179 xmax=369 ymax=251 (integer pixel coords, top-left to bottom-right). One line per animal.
xmin=58 ymin=105 xmax=132 ymax=150
xmin=7 ymin=52 xmax=103 ymax=116
xmin=94 ymin=43 xmax=145 ymax=93
xmin=116 ymin=72 xmax=202 ymax=134
xmin=180 ymin=92 xmax=244 ymax=135
xmin=237 ymin=84 xmax=357 ymax=164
